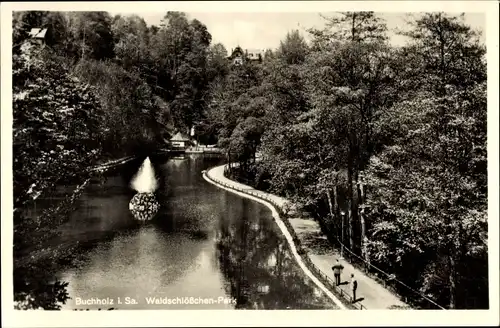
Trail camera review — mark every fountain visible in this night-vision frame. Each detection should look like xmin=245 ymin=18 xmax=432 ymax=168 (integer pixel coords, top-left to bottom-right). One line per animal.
xmin=128 ymin=157 xmax=161 ymax=221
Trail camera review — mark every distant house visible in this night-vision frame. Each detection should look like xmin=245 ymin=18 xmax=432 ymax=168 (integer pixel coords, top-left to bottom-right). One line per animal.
xmin=19 ymin=27 xmax=49 ymax=59
xmin=170 ymin=132 xmax=191 ymax=148
xmin=228 ymin=46 xmax=263 ymax=65
xmin=245 ymin=48 xmax=263 ymax=63
xmin=228 ymin=46 xmax=245 ymax=65
xmin=28 ymin=28 xmax=48 ymax=46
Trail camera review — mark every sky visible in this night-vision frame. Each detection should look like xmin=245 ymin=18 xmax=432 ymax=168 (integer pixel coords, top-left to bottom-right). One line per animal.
xmin=111 ymin=11 xmax=486 ymax=53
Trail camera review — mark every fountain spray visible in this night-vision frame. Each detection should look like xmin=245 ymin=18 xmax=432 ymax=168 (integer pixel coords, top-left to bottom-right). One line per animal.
xmin=128 ymin=157 xmax=161 ymax=221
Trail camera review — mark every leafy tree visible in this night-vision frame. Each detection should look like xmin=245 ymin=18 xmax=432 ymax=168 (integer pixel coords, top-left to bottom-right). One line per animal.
xmin=149 ymin=12 xmax=212 ymax=133
xmin=13 ymin=48 xmax=103 ymax=210
xmin=111 ymin=14 xmax=150 ymax=70
xmin=300 ymin=39 xmax=396 ymax=253
xmin=72 ymin=59 xmax=166 ymax=156
xmin=14 ymin=262 xmax=70 ymax=310
xmin=12 ymin=47 xmax=105 ymax=269
xmin=364 ymin=82 xmax=487 ymax=309
xmin=257 ymin=57 xmax=313 ymax=198
xmin=216 ymin=65 xmax=266 ymax=165
xmin=400 ymin=13 xmax=486 ymax=95
xmin=277 ymin=30 xmax=309 ymax=65
xmin=207 ymin=43 xmax=230 ymax=82
xmin=362 ymin=13 xmax=487 ymax=309
xmin=308 ymin=11 xmax=387 ymax=50
xmin=64 ymin=11 xmax=115 ymax=60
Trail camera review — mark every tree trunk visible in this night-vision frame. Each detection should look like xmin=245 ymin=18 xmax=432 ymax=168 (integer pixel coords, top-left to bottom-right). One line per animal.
xmin=351 ymin=13 xmax=356 ymax=42
xmin=333 ymin=183 xmax=340 ymax=237
xmin=359 ymin=183 xmax=368 ymax=262
xmin=347 ymin=155 xmax=355 ymax=250
xmin=326 ymin=190 xmax=334 ymax=219
xmin=326 ymin=190 xmax=336 ymax=236
xmin=354 ymin=170 xmax=362 ymax=253
xmin=449 ymin=252 xmax=457 ymax=309
xmin=333 ymin=184 xmax=339 ymax=215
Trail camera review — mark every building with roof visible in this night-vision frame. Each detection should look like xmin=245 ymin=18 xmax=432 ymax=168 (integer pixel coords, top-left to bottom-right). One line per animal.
xmin=228 ymin=46 xmax=244 ymax=65
xmin=170 ymin=132 xmax=191 ymax=148
xmin=28 ymin=28 xmax=48 ymax=46
xmin=245 ymin=48 xmax=263 ymax=62
xmin=19 ymin=27 xmax=49 ymax=59
xmin=228 ymin=46 xmax=264 ymax=65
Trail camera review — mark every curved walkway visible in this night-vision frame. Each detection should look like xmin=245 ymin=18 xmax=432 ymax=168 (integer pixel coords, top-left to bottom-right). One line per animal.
xmin=203 ymin=165 xmax=347 ymax=310
xmin=204 ymin=164 xmax=408 ymax=310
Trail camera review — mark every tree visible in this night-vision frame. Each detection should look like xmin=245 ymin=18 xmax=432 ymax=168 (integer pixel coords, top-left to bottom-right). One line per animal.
xmin=324 ymin=11 xmax=387 ymax=43
xmin=364 ymin=82 xmax=487 ymax=309
xmin=277 ymin=30 xmax=309 ymax=65
xmin=149 ymin=12 xmax=212 ymax=133
xmin=363 ymin=13 xmax=487 ymax=309
xmin=72 ymin=59 xmax=166 ymax=156
xmin=301 ymin=37 xmax=397 ymax=254
xmin=399 ymin=13 xmax=486 ymax=95
xmin=207 ymin=43 xmax=230 ymax=82
xmin=65 ymin=11 xmax=115 ymax=60
xmin=111 ymin=14 xmax=150 ymax=70
xmin=12 ymin=46 xmax=106 ymax=266
xmin=206 ymin=60 xmax=265 ymax=170
xmin=308 ymin=11 xmax=387 ymax=51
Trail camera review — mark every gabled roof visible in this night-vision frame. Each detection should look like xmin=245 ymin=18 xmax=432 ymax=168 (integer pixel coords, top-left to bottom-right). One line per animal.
xmin=170 ymin=132 xmax=190 ymax=141
xmin=228 ymin=46 xmax=244 ymax=59
xmin=29 ymin=28 xmax=48 ymax=39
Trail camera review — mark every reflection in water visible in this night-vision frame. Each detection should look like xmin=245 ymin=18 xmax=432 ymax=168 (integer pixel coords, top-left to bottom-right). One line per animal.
xmin=14 ymin=155 xmax=336 ymax=310
xmin=58 ymin=225 xmax=213 ymax=310
xmin=215 ymin=193 xmax=334 ymax=309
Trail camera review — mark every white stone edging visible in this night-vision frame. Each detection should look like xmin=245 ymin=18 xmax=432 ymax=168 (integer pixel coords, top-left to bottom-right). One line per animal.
xmin=88 ymin=155 xmax=137 ymax=172
xmin=203 ymin=168 xmax=347 ymax=310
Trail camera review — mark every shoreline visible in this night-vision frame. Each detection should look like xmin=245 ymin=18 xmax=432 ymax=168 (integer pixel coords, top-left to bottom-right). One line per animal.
xmin=203 ymin=165 xmax=350 ymax=310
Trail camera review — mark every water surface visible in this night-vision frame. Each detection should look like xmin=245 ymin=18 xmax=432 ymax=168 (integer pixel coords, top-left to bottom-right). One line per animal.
xmin=19 ymin=155 xmax=336 ymax=310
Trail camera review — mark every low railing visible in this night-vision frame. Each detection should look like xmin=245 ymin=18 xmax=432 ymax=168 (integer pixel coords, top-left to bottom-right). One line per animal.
xmin=204 ymin=167 xmax=366 ymax=310
xmin=315 ymin=216 xmax=445 ymax=309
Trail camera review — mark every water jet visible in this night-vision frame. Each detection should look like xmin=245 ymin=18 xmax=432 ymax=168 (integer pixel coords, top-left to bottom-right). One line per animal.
xmin=129 ymin=157 xmax=161 ymax=221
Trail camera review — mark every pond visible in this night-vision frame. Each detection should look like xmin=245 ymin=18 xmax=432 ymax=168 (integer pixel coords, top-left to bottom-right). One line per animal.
xmin=14 ymin=154 xmax=337 ymax=310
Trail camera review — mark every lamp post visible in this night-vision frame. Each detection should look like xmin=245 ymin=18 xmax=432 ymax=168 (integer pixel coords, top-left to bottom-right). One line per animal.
xmin=340 ymin=211 xmax=345 ymax=260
